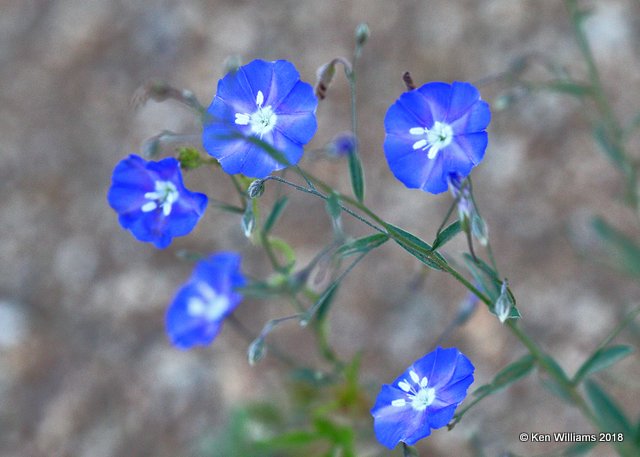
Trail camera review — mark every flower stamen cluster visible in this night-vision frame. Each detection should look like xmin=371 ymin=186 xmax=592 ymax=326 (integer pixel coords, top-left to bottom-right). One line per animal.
xmin=141 ymin=180 xmax=179 ymax=216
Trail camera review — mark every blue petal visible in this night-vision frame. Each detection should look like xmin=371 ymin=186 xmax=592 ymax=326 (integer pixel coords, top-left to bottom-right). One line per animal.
xmin=385 ymin=90 xmax=435 ymax=133
xmin=202 ymin=60 xmax=316 ymax=177
xmin=384 ymin=135 xmax=432 ymax=189
xmin=166 ymin=252 xmax=245 ymax=349
xmin=445 ymin=81 xmax=480 ymax=122
xmin=264 ymin=60 xmax=304 ymax=108
xmin=166 ymin=282 xmax=224 ymax=349
xmin=192 ymin=252 xmax=246 ymax=297
xmin=108 ymin=155 xmax=207 ymax=248
xmin=425 ymin=403 xmax=458 ymax=430
xmin=371 ymin=385 xmax=428 ymax=449
xmin=451 ymin=99 xmax=491 ymax=134
xmin=450 ymin=132 xmax=488 ymax=167
xmin=416 ymin=82 xmax=452 ymax=122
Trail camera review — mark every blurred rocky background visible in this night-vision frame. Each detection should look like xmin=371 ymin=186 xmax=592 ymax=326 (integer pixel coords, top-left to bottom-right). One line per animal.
xmin=2 ymin=0 xmax=640 ymax=456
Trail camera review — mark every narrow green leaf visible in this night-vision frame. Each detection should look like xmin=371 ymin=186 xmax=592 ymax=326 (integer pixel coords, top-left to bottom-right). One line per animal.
xmin=348 ymin=151 xmax=365 ymax=203
xmin=593 ymin=124 xmax=629 ymax=174
xmin=256 ymin=431 xmax=320 ymax=450
xmin=540 ymin=355 xmax=574 ymax=404
xmin=268 ymin=237 xmax=296 ymax=271
xmin=385 ymin=223 xmax=447 ymax=271
xmin=473 ymin=354 xmax=535 ymax=399
xmin=432 ymin=220 xmax=462 ymax=250
xmin=315 ymin=282 xmax=340 ymax=322
xmin=336 ymin=233 xmax=389 ymax=258
xmin=573 ymin=345 xmax=634 ymax=384
xmin=585 ymin=379 xmax=633 ymax=435
xmin=492 ymin=354 xmax=536 ymax=390
xmin=263 ymin=196 xmax=288 ymax=234
xmin=592 ymin=217 xmax=640 ymax=277
xmin=541 ymin=80 xmax=593 ymax=97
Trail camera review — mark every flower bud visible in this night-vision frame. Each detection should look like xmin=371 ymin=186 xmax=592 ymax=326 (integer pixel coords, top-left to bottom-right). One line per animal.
xmin=242 ymin=204 xmax=255 ymax=238
xmin=471 ymin=213 xmax=489 ymax=246
xmin=355 ymin=23 xmax=370 ymax=47
xmin=247 ymin=179 xmax=265 ymax=199
xmin=247 ymin=336 xmax=266 ymax=366
xmin=494 ymin=280 xmax=512 ymax=324
xmin=326 ymin=132 xmax=357 ymax=157
xmin=315 ymin=61 xmax=336 ymax=100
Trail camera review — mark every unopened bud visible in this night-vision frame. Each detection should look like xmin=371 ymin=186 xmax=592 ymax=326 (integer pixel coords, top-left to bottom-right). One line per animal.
xmin=315 ymin=61 xmax=336 ymax=100
xmin=326 ymin=132 xmax=357 ymax=157
xmin=494 ymin=280 xmax=512 ymax=324
xmin=177 ymin=146 xmax=203 ymax=170
xmin=471 ymin=214 xmax=489 ymax=246
xmin=247 ymin=336 xmax=266 ymax=366
xmin=402 ymin=71 xmax=416 ymax=91
xmin=241 ymin=204 xmax=255 ymax=238
xmin=355 ymin=23 xmax=370 ymax=47
xmin=247 ymin=179 xmax=265 ymax=199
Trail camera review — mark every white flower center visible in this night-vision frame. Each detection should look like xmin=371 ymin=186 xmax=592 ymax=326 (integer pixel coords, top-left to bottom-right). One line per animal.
xmin=186 ymin=283 xmax=230 ymax=321
xmin=234 ymin=90 xmax=278 ymax=138
xmin=409 ymin=121 xmax=454 ymax=159
xmin=141 ymin=180 xmax=179 ymax=216
xmin=390 ymin=370 xmax=436 ymax=412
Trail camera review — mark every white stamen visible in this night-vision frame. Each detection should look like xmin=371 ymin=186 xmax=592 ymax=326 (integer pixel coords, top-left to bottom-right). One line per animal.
xmin=141 ymin=201 xmax=157 ymax=212
xmin=186 ymin=283 xmax=230 ymax=321
xmin=234 ymin=90 xmax=277 ymax=138
xmin=409 ymin=121 xmax=454 ymax=160
xmin=235 ymin=113 xmax=250 ymax=125
xmin=412 ymin=139 xmax=427 ymax=150
xmin=141 ymin=181 xmax=178 ymax=216
xmin=393 ymin=371 xmax=436 ymax=412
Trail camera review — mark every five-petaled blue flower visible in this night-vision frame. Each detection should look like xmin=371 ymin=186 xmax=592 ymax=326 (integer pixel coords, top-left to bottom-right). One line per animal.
xmin=384 ymin=81 xmax=490 ymax=194
xmin=166 ymin=252 xmax=245 ymax=349
xmin=371 ymin=347 xmax=474 ymax=449
xmin=203 ymin=59 xmax=318 ymax=178
xmin=108 ymin=154 xmax=208 ymax=248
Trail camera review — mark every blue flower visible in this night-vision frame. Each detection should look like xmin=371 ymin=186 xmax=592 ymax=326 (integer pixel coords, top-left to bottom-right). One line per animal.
xmin=371 ymin=347 xmax=474 ymax=449
xmin=166 ymin=252 xmax=245 ymax=349
xmin=384 ymin=81 xmax=490 ymax=194
xmin=203 ymin=59 xmax=318 ymax=178
xmin=107 ymin=154 xmax=208 ymax=248
xmin=326 ymin=131 xmax=357 ymax=157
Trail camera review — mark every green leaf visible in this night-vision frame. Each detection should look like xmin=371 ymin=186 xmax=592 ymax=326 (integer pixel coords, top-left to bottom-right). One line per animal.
xmin=540 ymin=355 xmax=574 ymax=404
xmin=592 ymin=217 xmax=640 ymax=277
xmin=432 ymin=220 xmax=462 ymax=250
xmin=263 ymin=196 xmax=289 ymax=234
xmin=593 ymin=124 xmax=630 ymax=174
xmin=268 ymin=237 xmax=296 ymax=271
xmin=585 ymin=379 xmax=633 ymax=435
xmin=573 ymin=345 xmax=634 ymax=384
xmin=256 ymin=431 xmax=320 ymax=450
xmin=541 ymin=80 xmax=593 ymax=98
xmin=473 ymin=354 xmax=535 ymax=399
xmin=335 ymin=233 xmax=389 ymax=258
xmin=314 ymin=282 xmax=340 ymax=322
xmin=348 ymin=151 xmax=365 ymax=203
xmin=385 ymin=223 xmax=447 ymax=271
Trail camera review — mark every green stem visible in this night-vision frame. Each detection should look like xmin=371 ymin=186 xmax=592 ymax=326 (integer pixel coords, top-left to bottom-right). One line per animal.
xmin=508 ymin=320 xmax=599 ymax=426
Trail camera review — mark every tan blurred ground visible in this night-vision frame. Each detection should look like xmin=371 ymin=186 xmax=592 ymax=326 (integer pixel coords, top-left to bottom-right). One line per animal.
xmin=2 ymin=1 xmax=640 ymax=456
